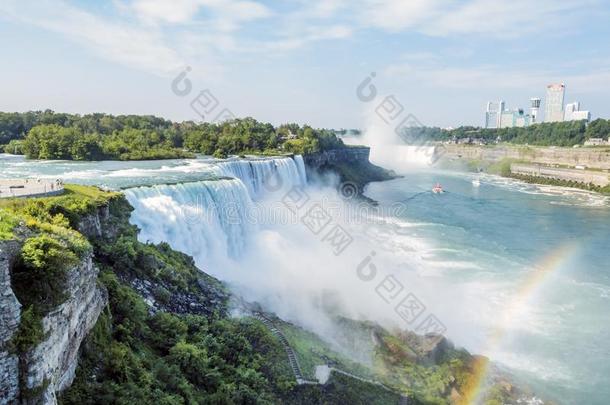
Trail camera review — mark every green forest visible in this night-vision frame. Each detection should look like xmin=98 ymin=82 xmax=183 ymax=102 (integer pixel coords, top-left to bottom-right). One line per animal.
xmin=0 ymin=111 xmax=345 ymax=160
xmin=399 ymin=119 xmax=610 ymax=147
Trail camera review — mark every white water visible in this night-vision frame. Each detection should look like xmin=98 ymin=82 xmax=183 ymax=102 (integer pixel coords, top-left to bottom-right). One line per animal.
xmin=2 ymin=152 xmax=608 ymax=403
xmin=341 ymin=105 xmax=438 ymax=171
xmin=213 ymin=156 xmax=306 ymax=199
xmin=121 ymin=153 xmax=608 ymax=404
xmin=124 ymin=156 xmax=307 ymax=261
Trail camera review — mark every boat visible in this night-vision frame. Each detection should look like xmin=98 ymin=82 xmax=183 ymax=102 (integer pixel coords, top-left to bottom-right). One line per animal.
xmin=432 ymin=183 xmax=444 ymax=194
xmin=472 ymin=178 xmax=481 ymax=187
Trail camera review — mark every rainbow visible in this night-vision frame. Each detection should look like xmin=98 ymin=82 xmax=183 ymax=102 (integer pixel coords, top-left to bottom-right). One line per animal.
xmin=462 ymin=243 xmax=580 ymax=404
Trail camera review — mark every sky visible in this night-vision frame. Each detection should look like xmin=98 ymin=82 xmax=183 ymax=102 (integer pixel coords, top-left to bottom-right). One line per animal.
xmin=1 ymin=0 xmax=609 ymax=129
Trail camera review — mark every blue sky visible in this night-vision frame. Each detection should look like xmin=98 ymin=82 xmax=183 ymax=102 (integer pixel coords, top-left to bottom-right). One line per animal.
xmin=1 ymin=0 xmax=609 ymax=128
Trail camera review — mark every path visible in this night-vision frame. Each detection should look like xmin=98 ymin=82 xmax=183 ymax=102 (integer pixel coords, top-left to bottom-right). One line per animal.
xmin=0 ymin=179 xmax=64 ymax=199
xmin=252 ymin=312 xmax=317 ymax=385
xmin=252 ymin=312 xmax=410 ymax=403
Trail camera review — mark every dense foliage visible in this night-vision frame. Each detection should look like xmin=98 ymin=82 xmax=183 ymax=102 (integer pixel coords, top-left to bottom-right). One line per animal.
xmin=0 ymin=111 xmax=345 ymax=160
xmin=400 ymin=119 xmax=610 ymax=147
xmin=2 ymin=185 xmax=514 ymax=404
xmin=61 ymin=272 xmax=295 ymax=404
xmin=1 ymin=186 xmax=120 ymax=352
xmin=510 ymin=173 xmax=610 ymax=194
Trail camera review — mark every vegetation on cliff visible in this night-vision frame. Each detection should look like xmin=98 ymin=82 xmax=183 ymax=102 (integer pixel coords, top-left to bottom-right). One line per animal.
xmin=509 ymin=173 xmax=610 ymax=194
xmin=0 ymin=111 xmax=346 ymax=160
xmin=1 ymin=184 xmax=535 ymax=404
xmin=1 ymin=185 xmax=121 ymax=354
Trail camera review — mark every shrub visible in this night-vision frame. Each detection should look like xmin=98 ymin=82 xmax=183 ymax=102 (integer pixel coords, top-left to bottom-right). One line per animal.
xmin=11 ymin=306 xmax=44 ymax=353
xmin=12 ymin=234 xmax=79 ymax=311
xmin=21 ymin=234 xmax=79 ymax=271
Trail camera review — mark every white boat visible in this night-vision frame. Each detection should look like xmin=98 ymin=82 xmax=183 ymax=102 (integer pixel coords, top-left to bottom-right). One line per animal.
xmin=472 ymin=178 xmax=481 ymax=187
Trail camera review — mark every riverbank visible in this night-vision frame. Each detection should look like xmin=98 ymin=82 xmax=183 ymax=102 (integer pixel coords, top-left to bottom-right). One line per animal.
xmin=442 ymin=143 xmax=610 ymax=170
xmin=510 ymin=163 xmax=610 ymax=193
xmin=440 ymin=144 xmax=610 ymax=194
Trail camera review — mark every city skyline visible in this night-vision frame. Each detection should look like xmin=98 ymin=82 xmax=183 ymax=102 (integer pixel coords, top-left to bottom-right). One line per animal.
xmin=1 ymin=1 xmax=610 ymax=129
xmin=485 ymin=82 xmax=592 ymax=129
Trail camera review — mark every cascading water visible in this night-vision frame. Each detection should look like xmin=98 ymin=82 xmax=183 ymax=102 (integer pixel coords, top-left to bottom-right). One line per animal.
xmin=124 ymin=156 xmax=307 ymax=263
xmin=124 ymin=179 xmax=254 ymax=261
xmin=213 ymin=156 xmax=306 ymax=199
xmin=369 ymin=145 xmax=437 ymax=171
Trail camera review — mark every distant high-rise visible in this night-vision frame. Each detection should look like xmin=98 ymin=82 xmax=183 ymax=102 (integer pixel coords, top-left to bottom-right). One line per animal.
xmin=500 ymin=108 xmax=530 ymax=128
xmin=564 ymin=102 xmax=591 ymax=122
xmin=545 ymin=83 xmax=565 ymax=123
xmin=485 ymin=101 xmax=505 ymax=129
xmin=530 ymin=98 xmax=541 ymax=124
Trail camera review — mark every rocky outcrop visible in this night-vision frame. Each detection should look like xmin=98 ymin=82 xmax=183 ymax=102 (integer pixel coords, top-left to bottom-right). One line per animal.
xmin=0 ymin=241 xmax=22 ymax=404
xmin=442 ymin=144 xmax=610 ymax=170
xmin=21 ymin=253 xmax=107 ymax=404
xmin=511 ymin=163 xmax=609 ymax=187
xmin=303 ymin=146 xmax=373 ymax=171
xmin=77 ymin=205 xmax=110 ymax=239
xmin=303 ymin=147 xmax=395 ymax=195
xmin=0 ymin=208 xmax=110 ymax=405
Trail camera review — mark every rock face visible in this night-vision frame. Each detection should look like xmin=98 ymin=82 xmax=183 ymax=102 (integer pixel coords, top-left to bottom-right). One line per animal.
xmin=303 ymin=147 xmax=394 ymax=194
xmin=0 ymin=241 xmax=22 ymax=404
xmin=77 ymin=205 xmax=109 ymax=239
xmin=303 ymin=146 xmax=372 ymax=173
xmin=442 ymin=144 xmax=610 ymax=170
xmin=0 ymin=208 xmax=109 ymax=405
xmin=21 ymin=253 xmax=107 ymax=405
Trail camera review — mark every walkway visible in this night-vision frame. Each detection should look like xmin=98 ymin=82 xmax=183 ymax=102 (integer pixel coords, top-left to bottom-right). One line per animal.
xmin=0 ymin=179 xmax=64 ymax=199
xmin=252 ymin=311 xmax=409 ymax=403
xmin=253 ymin=312 xmax=317 ymax=385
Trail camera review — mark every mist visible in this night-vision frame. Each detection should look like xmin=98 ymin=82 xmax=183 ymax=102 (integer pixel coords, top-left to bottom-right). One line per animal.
xmin=125 ymin=161 xmax=497 ymax=363
xmin=342 ymin=101 xmax=438 ymax=172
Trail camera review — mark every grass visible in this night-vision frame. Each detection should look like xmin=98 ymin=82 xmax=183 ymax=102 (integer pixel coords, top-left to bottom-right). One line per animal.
xmin=0 ymin=184 xmax=121 ymax=241
xmin=277 ymin=321 xmax=375 ymax=381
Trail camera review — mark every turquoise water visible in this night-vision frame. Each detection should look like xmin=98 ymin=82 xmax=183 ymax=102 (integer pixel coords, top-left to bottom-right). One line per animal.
xmin=2 ymin=154 xmax=609 ymax=404
xmin=366 ymin=171 xmax=610 ymax=405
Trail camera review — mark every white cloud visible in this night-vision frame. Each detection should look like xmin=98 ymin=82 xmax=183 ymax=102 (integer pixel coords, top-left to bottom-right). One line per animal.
xmin=345 ymin=0 xmax=601 ymax=38
xmin=0 ymin=0 xmax=604 ymax=81
xmin=423 ymin=0 xmax=596 ymax=38
xmin=130 ymin=0 xmax=202 ymax=24
xmin=384 ymin=60 xmax=610 ymax=93
xmin=129 ymin=0 xmax=271 ymax=27
xmin=358 ymin=0 xmax=446 ymax=32
xmin=0 ymin=0 xmax=185 ymax=76
xmin=265 ymin=25 xmax=353 ymax=52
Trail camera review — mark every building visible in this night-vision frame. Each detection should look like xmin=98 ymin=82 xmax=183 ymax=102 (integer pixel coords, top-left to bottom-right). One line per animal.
xmin=500 ymin=109 xmax=530 ymax=128
xmin=584 ymin=138 xmax=609 ymax=146
xmin=564 ymin=102 xmax=591 ymax=122
xmin=530 ymin=98 xmax=541 ymax=123
xmin=544 ymin=83 xmax=565 ymax=123
xmin=485 ymin=101 xmax=505 ymax=129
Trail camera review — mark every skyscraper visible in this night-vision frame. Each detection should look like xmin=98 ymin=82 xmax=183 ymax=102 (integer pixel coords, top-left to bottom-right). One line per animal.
xmin=544 ymin=83 xmax=565 ymax=123
xmin=564 ymin=102 xmax=591 ymax=122
xmin=485 ymin=101 xmax=505 ymax=129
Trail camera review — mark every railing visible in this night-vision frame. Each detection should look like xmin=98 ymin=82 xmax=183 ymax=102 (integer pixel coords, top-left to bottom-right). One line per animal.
xmin=0 ymin=181 xmax=64 ymax=198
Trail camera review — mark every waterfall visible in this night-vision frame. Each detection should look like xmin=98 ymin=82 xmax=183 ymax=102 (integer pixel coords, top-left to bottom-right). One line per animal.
xmin=214 ymin=156 xmax=306 ymax=199
xmin=294 ymin=155 xmax=308 ymax=186
xmin=124 ymin=155 xmax=308 ymax=264
xmin=369 ymin=145 xmax=437 ymax=171
xmin=124 ymin=178 xmax=255 ymax=262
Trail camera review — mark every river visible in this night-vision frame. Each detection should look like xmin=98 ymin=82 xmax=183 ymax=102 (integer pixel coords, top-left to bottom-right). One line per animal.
xmin=1 ymin=153 xmax=608 ymax=404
